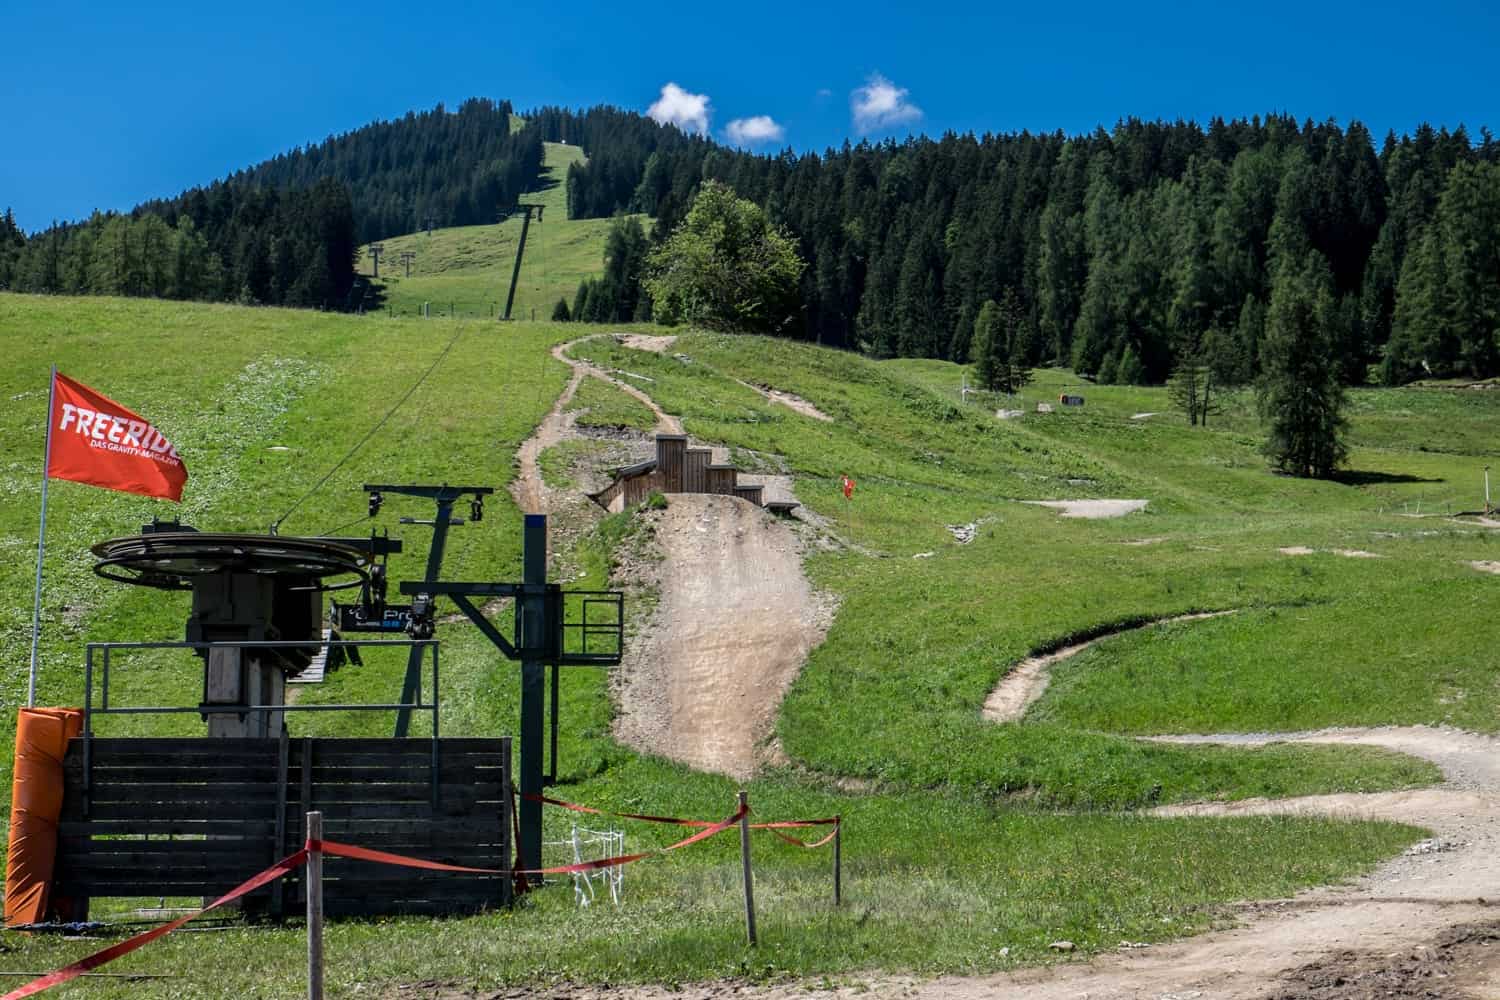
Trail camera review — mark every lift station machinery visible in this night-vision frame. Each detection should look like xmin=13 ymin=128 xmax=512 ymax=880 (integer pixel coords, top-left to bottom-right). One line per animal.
xmin=40 ymin=488 xmax=622 ymax=919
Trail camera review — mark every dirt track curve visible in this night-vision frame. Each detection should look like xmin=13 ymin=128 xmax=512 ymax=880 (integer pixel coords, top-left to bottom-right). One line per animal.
xmin=511 ymin=338 xmax=681 ymax=515
xmin=982 ymin=611 xmax=1237 ymax=723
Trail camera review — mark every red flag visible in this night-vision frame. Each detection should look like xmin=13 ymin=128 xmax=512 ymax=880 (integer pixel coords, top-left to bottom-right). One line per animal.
xmin=841 ymin=475 xmax=855 ymax=500
xmin=45 ymin=373 xmax=187 ymax=502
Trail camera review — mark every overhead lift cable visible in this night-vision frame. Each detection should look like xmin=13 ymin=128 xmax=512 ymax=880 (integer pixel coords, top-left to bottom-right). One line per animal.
xmin=269 ymin=324 xmax=465 ymax=535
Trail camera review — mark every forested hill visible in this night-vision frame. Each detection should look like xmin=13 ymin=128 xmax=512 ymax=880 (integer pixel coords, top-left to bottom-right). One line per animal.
xmin=4 ymin=99 xmax=1498 ymax=385
xmin=539 ymin=106 xmax=1500 ymax=385
xmin=0 ymin=98 xmax=542 ymax=309
xmin=148 ymin=98 xmax=543 ymax=245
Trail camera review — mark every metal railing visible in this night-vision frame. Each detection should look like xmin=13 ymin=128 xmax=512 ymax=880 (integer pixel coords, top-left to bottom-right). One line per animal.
xmin=81 ymin=638 xmax=443 ymax=805
xmin=558 ymin=591 xmax=624 ymax=665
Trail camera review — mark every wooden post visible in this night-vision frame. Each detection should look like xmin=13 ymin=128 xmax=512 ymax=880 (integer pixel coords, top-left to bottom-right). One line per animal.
xmin=306 ymin=811 xmax=324 ymax=1000
xmin=738 ymin=790 xmax=757 ymax=947
xmin=833 ymin=815 xmax=842 ymax=907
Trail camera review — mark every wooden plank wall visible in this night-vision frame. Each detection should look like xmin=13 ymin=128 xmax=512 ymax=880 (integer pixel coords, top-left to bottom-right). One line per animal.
xmin=706 ymin=465 xmax=738 ymax=495
xmin=733 ymin=484 xmax=764 ymax=507
xmin=656 ymin=435 xmax=686 ymax=491
xmin=56 ymin=736 xmax=512 ymax=917
xmin=683 ymin=449 xmax=710 ymax=493
xmin=623 ymin=470 xmax=664 ymax=508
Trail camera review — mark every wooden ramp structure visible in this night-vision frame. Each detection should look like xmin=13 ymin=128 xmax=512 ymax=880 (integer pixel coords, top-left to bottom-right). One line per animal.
xmin=589 ymin=434 xmax=798 ymax=514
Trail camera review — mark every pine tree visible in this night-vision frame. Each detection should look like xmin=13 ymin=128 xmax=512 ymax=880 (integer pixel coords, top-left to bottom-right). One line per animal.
xmin=971 ymin=299 xmax=1001 ymax=390
xmin=572 ymin=279 xmax=593 ymax=322
xmin=1258 ymin=252 xmax=1347 ymax=477
xmin=1168 ymin=364 xmax=1204 ymax=425
xmin=552 ymin=297 xmax=571 ymax=322
xmin=1117 ymin=344 xmax=1145 ymax=385
xmin=1096 ymin=350 xmax=1119 ymax=384
xmin=995 ymin=287 xmax=1034 ymax=394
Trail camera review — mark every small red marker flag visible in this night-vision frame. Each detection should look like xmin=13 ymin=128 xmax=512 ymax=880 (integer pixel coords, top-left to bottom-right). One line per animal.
xmin=45 ymin=373 xmax=188 ymax=501
xmin=841 ymin=475 xmax=854 ymax=501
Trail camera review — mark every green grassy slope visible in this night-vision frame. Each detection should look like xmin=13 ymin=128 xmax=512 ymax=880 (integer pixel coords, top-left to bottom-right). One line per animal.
xmin=567 ymin=334 xmax=1492 ymax=806
xmin=4 ymin=300 xmax=1484 ymax=993
xmin=358 ymin=141 xmax=646 ymax=321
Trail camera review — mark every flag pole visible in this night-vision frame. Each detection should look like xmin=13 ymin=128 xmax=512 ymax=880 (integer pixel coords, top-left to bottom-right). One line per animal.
xmin=27 ymin=366 xmax=57 ymax=707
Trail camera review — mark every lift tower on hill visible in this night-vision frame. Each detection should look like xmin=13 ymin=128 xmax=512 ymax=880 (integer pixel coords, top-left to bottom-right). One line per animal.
xmin=501 ymin=203 xmax=545 ymax=321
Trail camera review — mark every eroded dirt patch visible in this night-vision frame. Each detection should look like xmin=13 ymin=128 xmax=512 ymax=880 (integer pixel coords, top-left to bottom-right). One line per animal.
xmin=1280 ymin=547 xmax=1384 ymax=558
xmin=615 ymin=333 xmax=679 ymax=353
xmin=1263 ymin=919 xmax=1500 ymax=999
xmin=612 ymin=494 xmax=834 ymax=781
xmin=1023 ymin=499 xmax=1148 ymax=518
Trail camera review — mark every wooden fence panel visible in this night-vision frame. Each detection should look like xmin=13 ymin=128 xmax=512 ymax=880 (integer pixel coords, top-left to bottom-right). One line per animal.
xmin=54 ymin=736 xmax=512 ymax=917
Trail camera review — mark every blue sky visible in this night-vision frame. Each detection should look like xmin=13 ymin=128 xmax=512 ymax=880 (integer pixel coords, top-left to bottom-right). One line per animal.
xmin=3 ymin=0 xmax=1497 ymax=232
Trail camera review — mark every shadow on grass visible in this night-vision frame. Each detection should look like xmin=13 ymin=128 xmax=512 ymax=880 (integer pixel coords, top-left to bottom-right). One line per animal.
xmin=1331 ymin=469 xmax=1444 ymax=486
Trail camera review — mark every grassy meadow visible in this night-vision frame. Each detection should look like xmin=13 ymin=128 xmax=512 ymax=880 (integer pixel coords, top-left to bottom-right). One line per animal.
xmin=6 ymin=293 xmax=1500 ymax=995
xmin=356 ymin=142 xmax=648 ymax=322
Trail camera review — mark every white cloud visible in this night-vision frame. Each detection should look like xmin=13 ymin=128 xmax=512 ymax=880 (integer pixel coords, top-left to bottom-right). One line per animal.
xmin=725 ymin=115 xmax=785 ymax=145
xmin=648 ymin=82 xmax=711 ymax=135
xmin=850 ymin=73 xmax=922 ymax=132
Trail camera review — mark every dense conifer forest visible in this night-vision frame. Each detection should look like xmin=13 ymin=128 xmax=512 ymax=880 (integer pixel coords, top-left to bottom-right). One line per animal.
xmin=541 ymin=107 xmax=1500 ymax=385
xmin=0 ymin=99 xmax=535 ymax=309
xmin=4 ymin=98 xmax=1498 ymax=386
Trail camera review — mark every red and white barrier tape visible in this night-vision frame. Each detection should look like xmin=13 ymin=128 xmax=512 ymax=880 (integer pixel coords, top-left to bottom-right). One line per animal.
xmin=1 ymin=849 xmax=309 ymax=1000
xmin=525 ymin=792 xmax=840 ymax=846
xmin=5 ymin=798 xmax=835 ymax=997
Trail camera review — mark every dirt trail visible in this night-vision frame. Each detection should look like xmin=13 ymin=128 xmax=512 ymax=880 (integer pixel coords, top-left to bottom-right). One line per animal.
xmin=734 ymin=378 xmax=834 ymax=422
xmin=512 ymin=336 xmax=829 ymax=782
xmin=432 ymin=727 xmax=1500 ymax=1000
xmin=612 ymin=494 xmax=832 ymax=780
xmin=489 ymin=337 xmax=1500 ymax=997
xmin=982 ymin=611 xmax=1236 ymax=723
xmin=511 ymin=339 xmax=682 ymax=514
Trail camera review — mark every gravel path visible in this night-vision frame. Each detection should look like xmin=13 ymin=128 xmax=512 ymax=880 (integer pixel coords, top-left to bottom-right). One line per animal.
xmin=510 ymin=338 xmax=681 ymax=515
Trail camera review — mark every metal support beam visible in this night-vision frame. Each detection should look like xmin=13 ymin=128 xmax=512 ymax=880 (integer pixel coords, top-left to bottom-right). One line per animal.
xmin=446 ymin=594 xmax=518 ymax=660
xmin=394 ymin=496 xmax=451 ymax=737
xmin=378 ymin=484 xmax=492 ymax=738
xmin=548 ymin=663 xmax=559 ymax=786
xmin=518 ymin=513 xmax=547 ymax=880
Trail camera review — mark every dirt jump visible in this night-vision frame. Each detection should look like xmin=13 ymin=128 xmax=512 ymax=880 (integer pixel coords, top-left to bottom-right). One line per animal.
xmin=612 ymin=493 xmax=832 ymax=780
xmin=514 ymin=337 xmax=830 ymax=781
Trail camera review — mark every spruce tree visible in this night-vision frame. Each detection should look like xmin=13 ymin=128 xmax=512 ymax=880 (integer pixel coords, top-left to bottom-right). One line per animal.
xmin=552 ymin=297 xmax=571 ymax=322
xmin=971 ymin=299 xmax=1001 ymax=390
xmin=995 ymin=287 xmax=1033 ymax=394
xmin=1258 ymin=252 xmax=1347 ymax=477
